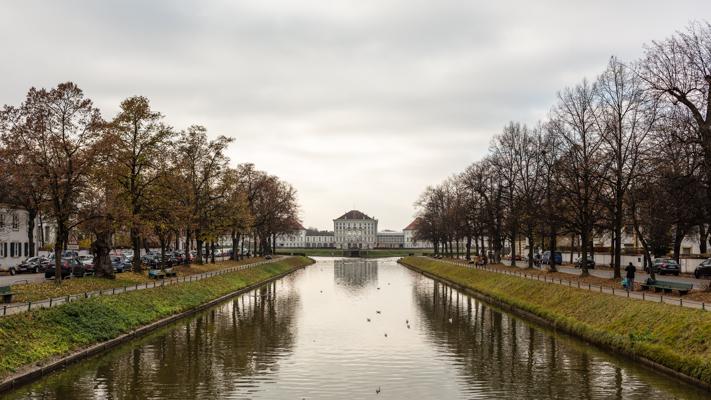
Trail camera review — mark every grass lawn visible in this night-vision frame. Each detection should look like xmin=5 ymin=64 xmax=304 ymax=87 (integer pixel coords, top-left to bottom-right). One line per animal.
xmin=10 ymin=257 xmax=264 ymax=303
xmin=0 ymin=256 xmax=313 ymax=381
xmin=400 ymin=256 xmax=711 ymax=387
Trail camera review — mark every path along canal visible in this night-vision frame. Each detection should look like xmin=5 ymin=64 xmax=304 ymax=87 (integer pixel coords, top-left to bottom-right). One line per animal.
xmin=4 ymin=257 xmax=708 ymax=399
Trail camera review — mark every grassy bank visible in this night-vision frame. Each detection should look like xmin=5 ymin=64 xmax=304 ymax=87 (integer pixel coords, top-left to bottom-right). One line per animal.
xmin=276 ymin=248 xmax=429 ymax=258
xmin=10 ymin=257 xmax=264 ymax=303
xmin=0 ymin=256 xmax=312 ymax=381
xmin=400 ymin=256 xmax=711 ymax=387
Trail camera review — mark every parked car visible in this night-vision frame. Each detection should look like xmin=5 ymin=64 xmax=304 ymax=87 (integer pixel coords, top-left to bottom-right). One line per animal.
xmin=44 ymin=258 xmax=83 ymax=279
xmin=17 ymin=256 xmax=51 ymax=273
xmin=77 ymin=255 xmax=94 ymax=266
xmin=541 ymin=251 xmax=563 ymax=265
xmin=694 ymin=258 xmax=711 ymax=279
xmin=110 ymin=255 xmax=127 ymax=273
xmin=62 ymin=250 xmax=79 ymax=259
xmin=0 ymin=262 xmax=16 ymax=275
xmin=574 ymin=256 xmax=596 ymax=269
xmin=265 ymin=255 xmax=273 ymax=260
xmin=647 ymin=258 xmax=681 ymax=276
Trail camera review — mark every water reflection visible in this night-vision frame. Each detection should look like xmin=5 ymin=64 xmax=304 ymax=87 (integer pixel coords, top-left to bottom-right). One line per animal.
xmin=10 ymin=279 xmax=300 ymax=400
xmin=5 ymin=258 xmax=709 ymax=399
xmin=412 ymin=277 xmax=707 ymax=399
xmin=333 ymin=258 xmax=378 ymax=291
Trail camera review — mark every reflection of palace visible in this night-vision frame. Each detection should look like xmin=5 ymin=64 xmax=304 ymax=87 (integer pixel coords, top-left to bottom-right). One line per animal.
xmin=334 ymin=259 xmax=378 ymax=289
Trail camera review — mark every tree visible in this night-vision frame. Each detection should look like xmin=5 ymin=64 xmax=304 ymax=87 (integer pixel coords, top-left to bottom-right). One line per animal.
xmin=1 ymin=82 xmax=103 ymax=284
xmin=596 ymin=56 xmax=657 ymax=278
xmin=110 ymin=96 xmax=173 ymax=272
xmin=549 ymin=79 xmax=609 ymax=277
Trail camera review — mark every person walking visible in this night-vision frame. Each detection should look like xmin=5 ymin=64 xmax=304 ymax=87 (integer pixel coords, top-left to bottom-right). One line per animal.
xmin=625 ymin=262 xmax=636 ymax=292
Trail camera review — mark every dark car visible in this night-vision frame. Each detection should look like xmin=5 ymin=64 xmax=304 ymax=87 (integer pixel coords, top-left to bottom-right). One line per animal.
xmin=542 ymin=251 xmax=563 ymax=265
xmin=647 ymin=258 xmax=681 ymax=276
xmin=574 ymin=256 xmax=596 ymax=269
xmin=18 ymin=256 xmax=51 ymax=274
xmin=45 ymin=258 xmax=82 ymax=279
xmin=694 ymin=258 xmax=711 ymax=279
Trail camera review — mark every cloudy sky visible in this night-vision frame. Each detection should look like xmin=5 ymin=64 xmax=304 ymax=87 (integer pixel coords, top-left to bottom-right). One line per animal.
xmin=1 ymin=1 xmax=709 ymax=230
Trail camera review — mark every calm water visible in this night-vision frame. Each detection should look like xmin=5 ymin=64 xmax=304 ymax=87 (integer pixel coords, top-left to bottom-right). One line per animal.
xmin=5 ymin=257 xmax=708 ymax=399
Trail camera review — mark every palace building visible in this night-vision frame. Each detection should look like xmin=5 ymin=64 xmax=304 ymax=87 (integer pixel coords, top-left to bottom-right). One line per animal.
xmin=333 ymin=210 xmax=378 ymax=249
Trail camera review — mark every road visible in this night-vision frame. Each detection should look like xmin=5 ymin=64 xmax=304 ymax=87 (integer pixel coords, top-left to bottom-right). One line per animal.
xmin=0 ymin=272 xmax=47 ymax=286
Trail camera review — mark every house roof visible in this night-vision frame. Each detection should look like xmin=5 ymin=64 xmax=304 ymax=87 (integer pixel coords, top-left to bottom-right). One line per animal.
xmin=403 ymin=218 xmax=421 ymax=231
xmin=335 ymin=210 xmax=374 ymax=221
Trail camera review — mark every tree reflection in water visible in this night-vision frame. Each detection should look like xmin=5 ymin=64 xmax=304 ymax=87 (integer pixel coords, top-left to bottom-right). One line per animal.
xmin=412 ymin=277 xmax=707 ymax=400
xmin=10 ymin=279 xmax=300 ymax=400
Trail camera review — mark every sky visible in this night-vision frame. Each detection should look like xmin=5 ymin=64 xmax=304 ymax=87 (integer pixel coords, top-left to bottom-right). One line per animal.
xmin=1 ymin=1 xmax=709 ymax=231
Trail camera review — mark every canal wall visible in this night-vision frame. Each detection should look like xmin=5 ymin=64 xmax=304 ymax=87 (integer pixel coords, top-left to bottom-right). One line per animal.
xmin=398 ymin=256 xmax=711 ymax=392
xmin=0 ymin=256 xmax=314 ymax=394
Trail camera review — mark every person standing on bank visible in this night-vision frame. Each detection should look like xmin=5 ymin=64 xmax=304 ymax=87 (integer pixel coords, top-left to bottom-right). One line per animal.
xmin=625 ymin=262 xmax=636 ymax=292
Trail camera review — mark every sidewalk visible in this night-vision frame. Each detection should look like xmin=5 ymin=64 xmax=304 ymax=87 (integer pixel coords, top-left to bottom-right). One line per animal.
xmin=433 ymin=257 xmax=709 ymax=312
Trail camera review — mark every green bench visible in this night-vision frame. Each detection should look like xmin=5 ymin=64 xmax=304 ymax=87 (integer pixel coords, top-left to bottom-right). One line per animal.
xmin=148 ymin=267 xmax=177 ymax=279
xmin=640 ymin=279 xmax=693 ymax=295
xmin=0 ymin=285 xmax=13 ymax=304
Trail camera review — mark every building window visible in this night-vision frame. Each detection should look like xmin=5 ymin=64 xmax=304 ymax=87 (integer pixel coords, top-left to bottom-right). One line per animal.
xmin=24 ymin=242 xmax=29 ymax=257
xmin=0 ymin=214 xmax=4 ymax=228
xmin=11 ymin=214 xmax=19 ymax=230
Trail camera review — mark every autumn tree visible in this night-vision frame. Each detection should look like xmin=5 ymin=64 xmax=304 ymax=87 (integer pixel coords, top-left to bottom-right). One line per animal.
xmin=1 ymin=82 xmax=103 ymax=284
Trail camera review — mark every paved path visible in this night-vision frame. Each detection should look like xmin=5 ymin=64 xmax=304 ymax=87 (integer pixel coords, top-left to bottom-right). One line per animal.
xmin=0 ymin=273 xmax=46 ymax=286
xmin=554 ymin=266 xmax=706 ymax=289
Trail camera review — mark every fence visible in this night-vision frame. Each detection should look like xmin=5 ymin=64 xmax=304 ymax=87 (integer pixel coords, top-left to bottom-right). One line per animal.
xmin=1 ymin=257 xmax=282 ymax=318
xmin=434 ymin=258 xmax=708 ymax=312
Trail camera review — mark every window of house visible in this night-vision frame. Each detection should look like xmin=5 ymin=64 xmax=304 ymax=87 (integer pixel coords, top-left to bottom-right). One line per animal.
xmin=0 ymin=242 xmax=4 ymax=257
xmin=24 ymin=242 xmax=29 ymax=257
xmin=682 ymin=247 xmax=692 ymax=255
xmin=11 ymin=214 xmax=19 ymax=230
xmin=0 ymin=213 xmax=4 ymax=228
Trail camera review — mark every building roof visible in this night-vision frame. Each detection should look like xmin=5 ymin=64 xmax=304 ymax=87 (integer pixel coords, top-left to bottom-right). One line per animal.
xmin=335 ymin=210 xmax=374 ymax=221
xmin=403 ymin=218 xmax=421 ymax=231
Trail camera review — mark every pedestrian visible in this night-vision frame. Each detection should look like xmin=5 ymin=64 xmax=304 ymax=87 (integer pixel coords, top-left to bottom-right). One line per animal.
xmin=625 ymin=262 xmax=636 ymax=292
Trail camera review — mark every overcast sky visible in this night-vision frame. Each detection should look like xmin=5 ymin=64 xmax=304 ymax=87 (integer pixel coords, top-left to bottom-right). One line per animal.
xmin=1 ymin=1 xmax=709 ymax=230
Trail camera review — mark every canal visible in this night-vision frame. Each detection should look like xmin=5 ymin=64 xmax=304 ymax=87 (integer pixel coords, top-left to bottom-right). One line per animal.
xmin=5 ymin=257 xmax=708 ymax=399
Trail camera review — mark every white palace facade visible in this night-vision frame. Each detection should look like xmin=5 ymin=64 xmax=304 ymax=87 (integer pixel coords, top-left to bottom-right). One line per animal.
xmin=275 ymin=210 xmax=432 ymax=249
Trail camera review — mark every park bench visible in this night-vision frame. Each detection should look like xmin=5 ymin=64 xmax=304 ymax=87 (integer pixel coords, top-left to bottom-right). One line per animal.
xmin=640 ymin=279 xmax=693 ymax=295
xmin=148 ymin=267 xmax=177 ymax=279
xmin=0 ymin=285 xmax=14 ymax=304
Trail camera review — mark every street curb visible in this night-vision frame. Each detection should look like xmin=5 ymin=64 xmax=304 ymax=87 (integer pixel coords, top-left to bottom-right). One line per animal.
xmin=0 ymin=257 xmax=314 ymax=395
xmin=398 ymin=258 xmax=711 ymax=393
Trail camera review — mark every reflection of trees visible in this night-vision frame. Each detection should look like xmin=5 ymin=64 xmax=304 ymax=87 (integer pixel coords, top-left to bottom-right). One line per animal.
xmin=14 ymin=280 xmax=300 ymax=399
xmin=333 ymin=259 xmax=378 ymax=291
xmin=412 ymin=279 xmax=694 ymax=400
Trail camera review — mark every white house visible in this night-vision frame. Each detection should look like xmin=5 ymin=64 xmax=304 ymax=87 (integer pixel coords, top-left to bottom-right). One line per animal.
xmin=403 ymin=218 xmax=433 ymax=249
xmin=0 ymin=204 xmax=40 ymax=268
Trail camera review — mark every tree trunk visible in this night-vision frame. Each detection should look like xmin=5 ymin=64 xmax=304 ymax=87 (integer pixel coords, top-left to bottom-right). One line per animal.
xmin=580 ymin=230 xmax=590 ymax=277
xmin=699 ymin=224 xmax=708 ymax=254
xmin=527 ymin=230 xmax=534 ymax=269
xmin=231 ymin=230 xmax=238 ymax=260
xmin=548 ymin=229 xmax=558 ymax=273
xmin=510 ymin=226 xmax=517 ymax=267
xmin=132 ymin=228 xmax=142 ymax=272
xmin=92 ymin=231 xmax=114 ymax=278
xmin=27 ymin=208 xmax=37 ymax=257
xmin=465 ymin=236 xmax=472 ymax=260
xmin=673 ymin=226 xmax=684 ymax=262
xmin=210 ymin=241 xmax=216 ymax=264
xmin=53 ymin=226 xmax=65 ymax=285
xmin=160 ymin=237 xmax=166 ymax=270
xmin=196 ymin=238 xmax=204 ymax=264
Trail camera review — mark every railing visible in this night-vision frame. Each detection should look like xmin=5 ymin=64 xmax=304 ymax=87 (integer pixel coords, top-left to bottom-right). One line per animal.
xmin=1 ymin=257 xmax=284 ymax=318
xmin=431 ymin=257 xmax=708 ymax=312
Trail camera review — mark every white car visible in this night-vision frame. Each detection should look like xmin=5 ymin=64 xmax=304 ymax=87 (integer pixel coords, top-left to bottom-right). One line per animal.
xmin=77 ymin=255 xmax=94 ymax=265
xmin=0 ymin=262 xmax=17 ymax=275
